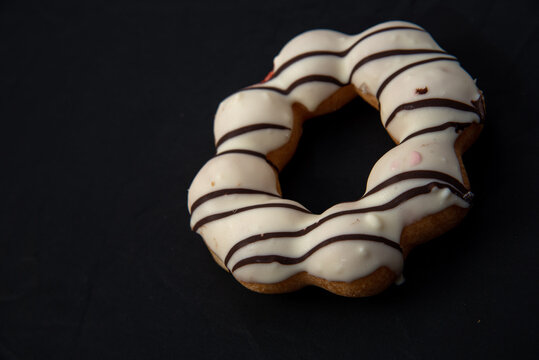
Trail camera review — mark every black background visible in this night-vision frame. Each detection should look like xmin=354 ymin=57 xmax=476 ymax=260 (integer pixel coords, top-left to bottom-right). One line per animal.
xmin=2 ymin=0 xmax=539 ymax=359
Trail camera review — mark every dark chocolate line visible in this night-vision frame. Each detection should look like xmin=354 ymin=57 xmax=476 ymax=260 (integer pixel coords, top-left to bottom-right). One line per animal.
xmin=231 ymin=233 xmax=400 ymax=271
xmin=248 ymin=75 xmax=346 ymax=96
xmin=195 ymin=170 xmax=466 ymax=232
xmin=376 ymin=56 xmax=457 ymax=100
xmin=384 ymin=98 xmax=483 ymax=128
xmin=190 ymin=188 xmax=281 ymax=214
xmin=247 ymin=50 xmax=448 ymax=97
xmin=215 ymin=149 xmax=279 ymax=172
xmin=225 ymin=181 xmax=464 ymax=267
xmin=192 ymin=203 xmax=311 ymax=232
xmin=347 ymin=49 xmax=448 ymax=83
xmin=215 ymin=123 xmax=290 ymax=149
xmin=271 ymin=25 xmax=424 ymax=78
xmin=362 ymin=169 xmax=468 ymax=198
xmin=400 ymin=122 xmax=472 ymax=143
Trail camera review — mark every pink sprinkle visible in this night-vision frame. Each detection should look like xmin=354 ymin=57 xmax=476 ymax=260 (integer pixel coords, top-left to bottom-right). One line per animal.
xmin=409 ymin=151 xmax=422 ymax=166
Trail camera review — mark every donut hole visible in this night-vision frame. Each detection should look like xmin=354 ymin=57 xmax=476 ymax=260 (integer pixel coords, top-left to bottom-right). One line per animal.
xmin=278 ymin=97 xmax=394 ymax=214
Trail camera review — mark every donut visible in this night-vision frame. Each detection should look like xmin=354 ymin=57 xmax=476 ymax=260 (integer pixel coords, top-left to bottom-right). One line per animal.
xmin=187 ymin=21 xmax=484 ymax=297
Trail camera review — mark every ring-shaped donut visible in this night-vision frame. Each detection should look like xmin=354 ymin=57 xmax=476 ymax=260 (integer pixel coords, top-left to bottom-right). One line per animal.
xmin=188 ymin=21 xmax=484 ymax=297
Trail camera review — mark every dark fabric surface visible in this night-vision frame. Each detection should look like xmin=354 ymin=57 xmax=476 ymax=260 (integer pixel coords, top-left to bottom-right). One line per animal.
xmin=1 ymin=0 xmax=538 ymax=359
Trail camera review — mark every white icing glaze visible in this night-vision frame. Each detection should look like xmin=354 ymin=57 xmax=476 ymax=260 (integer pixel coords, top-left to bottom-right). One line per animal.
xmin=188 ymin=21 xmax=483 ymax=286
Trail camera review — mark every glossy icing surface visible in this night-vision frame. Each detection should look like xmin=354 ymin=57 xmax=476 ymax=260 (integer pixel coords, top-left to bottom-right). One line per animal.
xmin=188 ymin=21 xmax=483 ymax=284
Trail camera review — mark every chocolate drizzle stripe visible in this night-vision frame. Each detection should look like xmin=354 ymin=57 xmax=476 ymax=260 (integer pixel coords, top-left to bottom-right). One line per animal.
xmin=248 ymin=49 xmax=448 ymax=96
xmin=247 ymin=75 xmax=346 ymax=96
xmin=215 ymin=149 xmax=278 ymax=172
xmin=271 ymin=25 xmax=424 ymax=78
xmin=224 ymin=181 xmax=464 ymax=267
xmin=192 ymin=203 xmax=311 ymax=232
xmin=376 ymin=56 xmax=457 ymax=100
xmin=384 ymin=98 xmax=483 ymax=128
xmin=400 ymin=122 xmax=472 ymax=143
xmin=215 ymin=123 xmax=291 ymax=148
xmin=347 ymin=49 xmax=448 ymax=83
xmin=362 ymin=169 xmax=468 ymax=198
xmin=190 ymin=188 xmax=281 ymax=214
xmin=231 ymin=233 xmax=400 ymax=272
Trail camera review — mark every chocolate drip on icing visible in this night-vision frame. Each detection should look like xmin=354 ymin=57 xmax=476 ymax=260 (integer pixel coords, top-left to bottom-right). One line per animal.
xmin=347 ymin=49 xmax=448 ymax=83
xmin=250 ymin=49 xmax=449 ymax=96
xmin=271 ymin=25 xmax=425 ymax=79
xmin=192 ymin=203 xmax=311 ymax=232
xmin=362 ymin=169 xmax=468 ymax=198
xmin=232 ymin=233 xmax=400 ymax=271
xmin=215 ymin=149 xmax=279 ymax=171
xmin=400 ymin=122 xmax=472 ymax=143
xmin=249 ymin=75 xmax=346 ymax=96
xmin=224 ymin=181 xmax=466 ymax=268
xmin=384 ymin=98 xmax=484 ymax=127
xmin=190 ymin=188 xmax=281 ymax=214
xmin=376 ymin=56 xmax=457 ymax=100
xmin=215 ymin=123 xmax=291 ymax=148
xmin=193 ymin=169 xmax=467 ymax=233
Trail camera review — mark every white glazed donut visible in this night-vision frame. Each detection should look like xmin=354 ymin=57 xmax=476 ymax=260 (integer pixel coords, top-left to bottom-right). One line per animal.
xmin=187 ymin=21 xmax=484 ymax=297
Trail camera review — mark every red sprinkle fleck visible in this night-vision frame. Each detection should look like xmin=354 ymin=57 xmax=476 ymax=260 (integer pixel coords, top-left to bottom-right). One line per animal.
xmin=262 ymin=70 xmax=274 ymax=83
xmin=416 ymin=87 xmax=428 ymax=95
